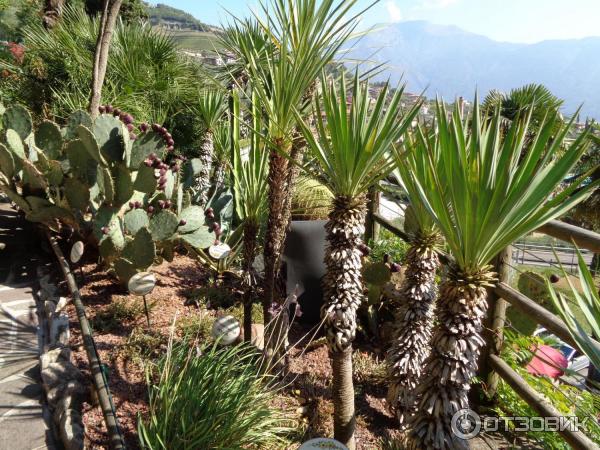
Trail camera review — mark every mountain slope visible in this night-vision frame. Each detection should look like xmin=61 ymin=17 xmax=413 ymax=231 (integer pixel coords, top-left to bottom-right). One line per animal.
xmin=348 ymin=21 xmax=600 ymax=119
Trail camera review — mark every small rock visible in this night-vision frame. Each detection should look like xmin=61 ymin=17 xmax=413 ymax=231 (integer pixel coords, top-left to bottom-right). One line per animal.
xmin=58 ymin=408 xmax=85 ymax=450
xmin=50 ymin=313 xmax=70 ymax=346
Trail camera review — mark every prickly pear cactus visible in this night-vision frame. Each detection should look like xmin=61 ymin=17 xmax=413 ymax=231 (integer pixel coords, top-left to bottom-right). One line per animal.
xmin=0 ymin=103 xmax=217 ymax=284
xmin=517 ymin=271 xmax=550 ymax=304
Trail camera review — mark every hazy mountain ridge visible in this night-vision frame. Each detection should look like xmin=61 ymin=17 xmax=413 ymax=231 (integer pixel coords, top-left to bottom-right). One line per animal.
xmin=348 ymin=21 xmax=600 ymax=120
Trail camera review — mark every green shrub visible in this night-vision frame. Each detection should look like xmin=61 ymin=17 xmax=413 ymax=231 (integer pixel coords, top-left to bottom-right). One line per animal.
xmin=138 ymin=338 xmax=290 ymax=449
xmin=369 ymin=227 xmax=410 ymax=264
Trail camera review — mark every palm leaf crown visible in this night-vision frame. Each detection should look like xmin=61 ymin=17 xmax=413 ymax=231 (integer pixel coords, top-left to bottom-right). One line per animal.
xmin=297 ymin=71 xmax=421 ymax=198
xmin=195 ymin=89 xmax=228 ymax=131
xmin=239 ymin=0 xmax=370 ymax=143
xmin=392 ymin=124 xmax=440 ymax=236
xmin=406 ymin=99 xmax=596 ymax=272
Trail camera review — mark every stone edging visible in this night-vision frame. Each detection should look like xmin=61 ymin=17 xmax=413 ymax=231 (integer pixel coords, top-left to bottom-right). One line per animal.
xmin=37 ymin=266 xmax=86 ymax=450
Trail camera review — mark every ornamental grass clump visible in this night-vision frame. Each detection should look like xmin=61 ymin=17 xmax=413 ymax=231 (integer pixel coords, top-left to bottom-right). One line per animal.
xmin=138 ymin=337 xmax=290 ymax=450
xmin=402 ymin=100 xmax=597 ymax=449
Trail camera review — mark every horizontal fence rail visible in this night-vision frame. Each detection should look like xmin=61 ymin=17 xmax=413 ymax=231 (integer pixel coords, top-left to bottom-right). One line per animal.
xmin=495 ymin=282 xmax=600 ymax=355
xmin=489 ymin=355 xmax=600 ymax=450
xmin=536 ymin=220 xmax=600 ymax=254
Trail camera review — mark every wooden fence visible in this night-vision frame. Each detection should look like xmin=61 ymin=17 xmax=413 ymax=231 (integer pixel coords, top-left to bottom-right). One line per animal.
xmin=370 ymin=209 xmax=600 ymax=450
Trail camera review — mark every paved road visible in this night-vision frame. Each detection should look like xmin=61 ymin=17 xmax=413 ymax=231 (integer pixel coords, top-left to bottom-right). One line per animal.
xmin=513 ymin=245 xmax=594 ymax=270
xmin=0 ymin=203 xmax=57 ymax=449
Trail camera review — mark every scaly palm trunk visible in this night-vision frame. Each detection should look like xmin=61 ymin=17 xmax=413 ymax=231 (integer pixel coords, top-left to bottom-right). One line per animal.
xmin=406 ymin=264 xmax=495 ymax=450
xmin=207 ymin=160 xmax=226 ymax=200
xmin=242 ymin=220 xmax=259 ymax=342
xmin=323 ymin=195 xmax=367 ymax=450
xmin=386 ymin=231 xmax=440 ymax=429
xmin=197 ymin=130 xmax=214 ymax=208
xmin=43 ymin=0 xmax=65 ymax=29
xmin=262 ymin=147 xmax=290 ymax=330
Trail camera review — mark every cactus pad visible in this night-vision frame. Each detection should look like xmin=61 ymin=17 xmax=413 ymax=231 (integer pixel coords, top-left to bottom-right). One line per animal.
xmin=122 ymin=227 xmax=155 ymax=269
xmin=363 ymin=262 xmax=392 ymax=286
xmin=149 ymin=209 xmax=179 ymax=241
xmin=0 ymin=143 xmax=15 ymax=178
xmin=124 ymin=208 xmax=150 ymax=235
xmin=35 ymin=121 xmax=63 ymax=160
xmin=93 ymin=114 xmax=125 ymax=162
xmin=113 ymin=164 xmax=134 ymax=207
xmin=65 ymin=139 xmax=98 ymax=185
xmin=179 ymin=225 xmax=214 ymax=250
xmin=64 ymin=110 xmax=93 ymax=140
xmin=129 ymin=131 xmax=166 ymax=169
xmin=5 ymin=129 xmax=26 ymax=163
xmin=114 ymin=258 xmax=138 ymax=284
xmin=76 ymin=125 xmax=106 ymax=165
xmin=132 ymin=163 xmax=157 ymax=193
xmin=64 ymin=177 xmax=90 ymax=211
xmin=177 ymin=206 xmax=204 ymax=233
xmin=3 ymin=105 xmax=32 ymax=140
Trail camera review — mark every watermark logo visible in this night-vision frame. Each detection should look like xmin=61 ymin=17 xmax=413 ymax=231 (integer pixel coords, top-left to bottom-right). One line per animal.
xmin=451 ymin=409 xmax=481 ymax=439
xmin=451 ymin=409 xmax=589 ymax=440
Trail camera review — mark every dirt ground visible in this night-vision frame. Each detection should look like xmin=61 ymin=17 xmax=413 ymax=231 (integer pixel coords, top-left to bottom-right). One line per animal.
xmin=63 ymin=253 xmax=403 ymax=449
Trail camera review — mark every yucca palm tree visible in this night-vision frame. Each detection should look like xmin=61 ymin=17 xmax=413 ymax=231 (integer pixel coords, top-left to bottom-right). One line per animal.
xmin=194 ymin=89 xmax=228 ymax=207
xmin=232 ymin=89 xmax=269 ymax=341
xmin=297 ymin=72 xmax=421 ymax=450
xmin=403 ymin=101 xmax=595 ymax=449
xmin=238 ymin=0 xmax=368 ymax=333
xmin=385 ymin=132 xmax=441 ymax=429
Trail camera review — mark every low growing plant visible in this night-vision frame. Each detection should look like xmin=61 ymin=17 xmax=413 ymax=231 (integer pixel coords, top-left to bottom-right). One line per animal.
xmin=138 ymin=337 xmax=291 ymax=449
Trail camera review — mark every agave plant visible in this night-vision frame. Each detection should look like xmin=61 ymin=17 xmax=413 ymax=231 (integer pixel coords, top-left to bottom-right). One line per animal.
xmin=403 ymin=100 xmax=596 ymax=449
xmin=385 ymin=129 xmax=441 ymax=429
xmin=548 ymin=247 xmax=600 ymax=371
xmin=236 ymin=0 xmax=367 ymax=333
xmin=209 ymin=120 xmax=231 ymax=197
xmin=193 ymin=89 xmax=228 ymax=207
xmin=296 ymin=72 xmax=421 ymax=449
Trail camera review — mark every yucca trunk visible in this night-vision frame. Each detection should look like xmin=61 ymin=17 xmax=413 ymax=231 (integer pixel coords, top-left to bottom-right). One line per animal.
xmin=197 ymin=130 xmax=214 ymax=208
xmin=262 ymin=148 xmax=290 ymax=328
xmin=323 ymin=195 xmax=367 ymax=450
xmin=386 ymin=231 xmax=440 ymax=428
xmin=208 ymin=160 xmax=226 ymax=200
xmin=242 ymin=220 xmax=259 ymax=342
xmin=406 ymin=265 xmax=495 ymax=450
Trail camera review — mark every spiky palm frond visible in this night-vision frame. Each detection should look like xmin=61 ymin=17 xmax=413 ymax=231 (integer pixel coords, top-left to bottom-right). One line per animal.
xmin=298 ymin=71 xmax=422 ymax=198
xmin=412 ymin=100 xmax=594 ymax=273
xmin=194 ymin=89 xmax=228 ymax=132
xmin=216 ymin=17 xmax=274 ymax=87
xmin=244 ymin=0 xmax=369 ymax=142
xmin=233 ymin=90 xmax=269 ymax=225
xmin=403 ymin=99 xmax=597 ymax=450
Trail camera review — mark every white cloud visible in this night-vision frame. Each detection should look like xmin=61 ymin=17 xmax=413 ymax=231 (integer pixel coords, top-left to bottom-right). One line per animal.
xmin=421 ymin=0 xmax=459 ymax=8
xmin=385 ymin=1 xmax=403 ymax=22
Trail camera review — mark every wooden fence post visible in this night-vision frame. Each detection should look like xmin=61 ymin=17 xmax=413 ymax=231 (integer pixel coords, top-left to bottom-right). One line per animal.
xmin=479 ymin=245 xmax=512 ymax=399
xmin=364 ymin=187 xmax=380 ymax=244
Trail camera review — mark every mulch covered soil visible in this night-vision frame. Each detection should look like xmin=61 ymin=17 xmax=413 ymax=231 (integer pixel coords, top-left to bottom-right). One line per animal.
xmin=64 ymin=253 xmax=401 ymax=449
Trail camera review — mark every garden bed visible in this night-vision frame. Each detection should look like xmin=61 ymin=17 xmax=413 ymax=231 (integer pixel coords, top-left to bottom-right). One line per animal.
xmin=64 ymin=252 xmax=401 ymax=449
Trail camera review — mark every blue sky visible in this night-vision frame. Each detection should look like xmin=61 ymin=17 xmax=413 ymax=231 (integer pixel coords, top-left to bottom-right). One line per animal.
xmin=154 ymin=0 xmax=600 ymax=43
